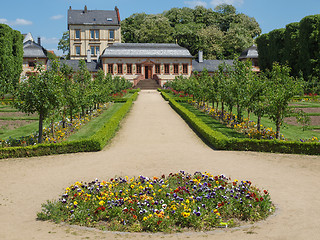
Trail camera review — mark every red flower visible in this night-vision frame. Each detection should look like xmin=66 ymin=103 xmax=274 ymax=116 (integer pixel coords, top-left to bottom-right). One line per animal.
xmin=157 ymin=220 xmax=162 ymax=225
xmin=260 ymin=197 xmax=264 ymax=201
xmin=264 ymin=190 xmax=268 ymax=194
xmin=133 ymin=215 xmax=137 ymax=220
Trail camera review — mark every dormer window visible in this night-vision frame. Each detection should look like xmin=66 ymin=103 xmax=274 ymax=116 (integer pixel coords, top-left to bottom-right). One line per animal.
xmin=107 ymin=18 xmax=112 ymax=21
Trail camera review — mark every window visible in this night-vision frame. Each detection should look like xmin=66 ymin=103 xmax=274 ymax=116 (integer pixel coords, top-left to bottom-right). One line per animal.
xmin=136 ymin=64 xmax=141 ymax=74
xmin=90 ymin=46 xmax=100 ymax=55
xmin=155 ymin=64 xmax=160 ymax=74
xmin=109 ymin=30 xmax=114 ymax=39
xmin=174 ymin=64 xmax=179 ymax=74
xmin=75 ymin=46 xmax=81 ymax=55
xmin=108 ymin=64 xmax=113 ymax=74
xmin=28 ymin=61 xmax=35 ymax=67
xmin=164 ymin=64 xmax=170 ymax=74
xmin=75 ymin=30 xmax=80 ymax=39
xmin=90 ymin=30 xmax=99 ymax=40
xmin=117 ymin=64 xmax=123 ymax=74
xmin=183 ymin=64 xmax=188 ymax=74
xmin=127 ymin=64 xmax=132 ymax=74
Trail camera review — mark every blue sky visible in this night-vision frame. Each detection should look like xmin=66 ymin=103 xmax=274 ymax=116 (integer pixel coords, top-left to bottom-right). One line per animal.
xmin=1 ymin=0 xmax=319 ymax=55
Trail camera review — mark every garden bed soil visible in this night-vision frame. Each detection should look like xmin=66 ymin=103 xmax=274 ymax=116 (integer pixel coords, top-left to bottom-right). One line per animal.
xmin=1 ymin=90 xmax=320 ymax=240
xmin=0 ymin=120 xmax=37 ymax=131
xmin=285 ymin=115 xmax=320 ymax=126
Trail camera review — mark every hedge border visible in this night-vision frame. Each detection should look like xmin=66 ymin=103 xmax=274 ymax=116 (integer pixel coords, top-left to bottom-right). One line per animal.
xmin=0 ymin=92 xmax=138 ymax=159
xmin=160 ymin=91 xmax=320 ymax=155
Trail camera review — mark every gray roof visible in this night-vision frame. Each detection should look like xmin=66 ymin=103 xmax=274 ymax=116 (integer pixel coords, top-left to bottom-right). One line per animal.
xmin=23 ymin=40 xmax=47 ymax=58
xmin=101 ymin=43 xmax=192 ymax=58
xmin=47 ymin=60 xmax=101 ymax=73
xmin=239 ymin=45 xmax=258 ymax=59
xmin=192 ymin=60 xmax=234 ymax=72
xmin=68 ymin=8 xmax=120 ymax=26
xmin=23 ymin=32 xmax=34 ymax=44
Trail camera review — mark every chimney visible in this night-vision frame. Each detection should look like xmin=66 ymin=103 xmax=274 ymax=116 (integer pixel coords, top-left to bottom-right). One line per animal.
xmin=96 ymin=50 xmax=100 ymax=63
xmin=87 ymin=49 xmax=91 ymax=63
xmin=115 ymin=6 xmax=121 ymax=23
xmin=198 ymin=50 xmax=203 ymax=63
xmin=37 ymin=37 xmax=41 ymax=46
xmin=69 ymin=6 xmax=72 ymax=10
xmin=84 ymin=5 xmax=88 ymax=13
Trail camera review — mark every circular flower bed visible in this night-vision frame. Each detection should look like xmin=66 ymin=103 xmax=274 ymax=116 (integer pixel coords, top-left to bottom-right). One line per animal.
xmin=37 ymin=171 xmax=274 ymax=232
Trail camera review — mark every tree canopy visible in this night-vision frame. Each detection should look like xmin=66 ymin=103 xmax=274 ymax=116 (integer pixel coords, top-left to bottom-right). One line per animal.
xmin=0 ymin=24 xmax=23 ymax=96
xmin=121 ymin=4 xmax=261 ymax=59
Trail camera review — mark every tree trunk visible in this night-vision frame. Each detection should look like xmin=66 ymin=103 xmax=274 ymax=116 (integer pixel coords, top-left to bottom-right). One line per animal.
xmin=257 ymin=115 xmax=261 ymax=131
xmin=237 ymin=105 xmax=242 ymax=123
xmin=275 ymin=115 xmax=281 ymax=139
xmin=70 ymin=108 xmax=73 ymax=122
xmin=51 ymin=120 xmax=55 ymax=138
xmin=221 ymin=102 xmax=224 ymax=120
xmin=38 ymin=113 xmax=44 ymax=143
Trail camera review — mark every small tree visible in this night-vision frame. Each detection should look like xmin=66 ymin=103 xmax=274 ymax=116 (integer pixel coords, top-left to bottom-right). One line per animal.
xmin=15 ymin=65 xmax=61 ymax=143
xmin=58 ymin=31 xmax=70 ymax=59
xmin=266 ymin=63 xmax=303 ymax=139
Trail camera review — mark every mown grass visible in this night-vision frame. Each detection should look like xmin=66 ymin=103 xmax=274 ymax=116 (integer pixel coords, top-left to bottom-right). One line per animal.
xmin=0 ymin=116 xmax=39 ymax=120
xmin=180 ymin=103 xmax=246 ymax=139
xmin=66 ymin=103 xmax=124 ymax=141
xmin=0 ymin=121 xmax=40 ymax=140
xmin=179 ymin=101 xmax=320 ymax=141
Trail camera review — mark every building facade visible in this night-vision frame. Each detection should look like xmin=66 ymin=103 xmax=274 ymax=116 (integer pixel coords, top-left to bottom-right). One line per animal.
xmin=100 ymin=43 xmax=193 ymax=86
xmin=22 ymin=33 xmax=47 ymax=78
xmin=68 ymin=6 xmax=121 ymax=61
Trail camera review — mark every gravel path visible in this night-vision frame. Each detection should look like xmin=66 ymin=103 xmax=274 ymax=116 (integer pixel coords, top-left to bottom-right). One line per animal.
xmin=1 ymin=90 xmax=320 ymax=240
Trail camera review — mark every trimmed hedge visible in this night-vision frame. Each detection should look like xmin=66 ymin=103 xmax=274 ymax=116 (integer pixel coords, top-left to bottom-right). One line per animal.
xmin=0 ymin=92 xmax=138 ymax=159
xmin=161 ymin=91 xmax=320 ymax=155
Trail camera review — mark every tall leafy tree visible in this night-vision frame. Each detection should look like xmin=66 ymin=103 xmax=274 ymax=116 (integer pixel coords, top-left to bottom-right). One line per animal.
xmin=0 ymin=24 xmax=23 ymax=96
xmin=58 ymin=31 xmax=70 ymax=59
xmin=265 ymin=63 xmax=303 ymax=139
xmin=15 ymin=65 xmax=61 ymax=143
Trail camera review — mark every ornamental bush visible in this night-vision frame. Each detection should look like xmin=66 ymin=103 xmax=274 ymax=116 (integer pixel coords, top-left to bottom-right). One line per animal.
xmin=37 ymin=171 xmax=274 ymax=232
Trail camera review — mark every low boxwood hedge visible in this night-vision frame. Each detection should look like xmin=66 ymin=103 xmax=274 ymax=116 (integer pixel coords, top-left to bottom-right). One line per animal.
xmin=161 ymin=91 xmax=320 ymax=155
xmin=0 ymin=92 xmax=138 ymax=159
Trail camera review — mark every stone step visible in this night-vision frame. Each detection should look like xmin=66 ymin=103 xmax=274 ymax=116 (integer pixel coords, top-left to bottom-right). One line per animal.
xmin=135 ymin=79 xmax=160 ymax=90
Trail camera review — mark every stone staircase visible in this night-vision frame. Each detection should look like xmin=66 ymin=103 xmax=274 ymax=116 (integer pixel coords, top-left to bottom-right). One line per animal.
xmin=135 ymin=79 xmax=160 ymax=90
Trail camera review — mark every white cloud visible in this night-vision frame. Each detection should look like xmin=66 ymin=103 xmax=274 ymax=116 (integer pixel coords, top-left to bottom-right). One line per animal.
xmin=50 ymin=15 xmax=64 ymax=20
xmin=184 ymin=1 xmax=208 ymax=8
xmin=0 ymin=18 xmax=9 ymax=24
xmin=0 ymin=18 xmax=32 ymax=26
xmin=210 ymin=0 xmax=244 ymax=7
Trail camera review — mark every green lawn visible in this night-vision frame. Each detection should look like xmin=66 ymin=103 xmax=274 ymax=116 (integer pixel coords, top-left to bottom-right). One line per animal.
xmin=0 ymin=121 xmax=40 ymax=140
xmin=181 ymin=102 xmax=320 ymax=141
xmin=66 ymin=103 xmax=124 ymax=141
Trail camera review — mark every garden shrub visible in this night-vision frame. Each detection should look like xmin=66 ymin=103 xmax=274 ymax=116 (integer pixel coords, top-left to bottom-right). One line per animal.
xmin=0 ymin=92 xmax=138 ymax=159
xmin=161 ymin=90 xmax=320 ymax=155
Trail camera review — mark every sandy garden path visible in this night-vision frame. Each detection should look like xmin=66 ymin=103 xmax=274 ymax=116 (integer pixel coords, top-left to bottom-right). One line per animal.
xmin=1 ymin=90 xmax=320 ymax=240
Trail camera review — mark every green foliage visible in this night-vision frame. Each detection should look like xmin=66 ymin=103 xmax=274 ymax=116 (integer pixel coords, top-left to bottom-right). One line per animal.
xmin=0 ymin=24 xmax=23 ymax=96
xmin=256 ymin=14 xmax=320 ymax=93
xmin=161 ymin=90 xmax=320 ymax=155
xmin=58 ymin=31 xmax=70 ymax=58
xmin=265 ymin=63 xmax=304 ymax=138
xmin=38 ymin=171 xmax=273 ymax=232
xmin=122 ymin=5 xmax=261 ymax=59
xmin=0 ymin=93 xmax=138 ymax=159
xmin=14 ymin=65 xmax=62 ymax=143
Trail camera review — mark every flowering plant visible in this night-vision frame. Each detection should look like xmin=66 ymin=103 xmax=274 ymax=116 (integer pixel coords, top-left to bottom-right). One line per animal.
xmin=0 ymin=102 xmax=113 ymax=148
xmin=38 ymin=171 xmax=274 ymax=232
